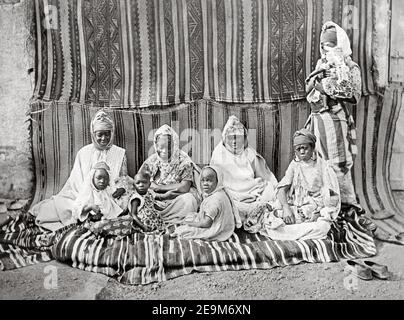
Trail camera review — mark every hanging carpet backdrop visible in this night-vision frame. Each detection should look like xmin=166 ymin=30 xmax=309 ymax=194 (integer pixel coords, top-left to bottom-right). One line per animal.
xmin=1 ymin=0 xmax=402 ymax=282
xmin=33 ymin=0 xmax=374 ymax=106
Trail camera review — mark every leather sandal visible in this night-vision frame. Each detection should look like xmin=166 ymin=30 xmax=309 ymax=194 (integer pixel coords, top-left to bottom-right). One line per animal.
xmin=374 ymin=230 xmax=404 ymax=246
xmin=346 ymin=260 xmax=373 ymax=281
xmin=362 ymin=261 xmax=390 ymax=280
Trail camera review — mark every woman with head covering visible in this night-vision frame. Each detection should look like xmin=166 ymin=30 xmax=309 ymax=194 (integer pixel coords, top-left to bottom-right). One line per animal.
xmin=30 ymin=110 xmax=129 ymax=231
xmin=139 ymin=124 xmax=199 ymax=225
xmin=210 ymin=115 xmax=278 ymax=222
xmin=172 ymin=166 xmax=241 ymax=241
xmin=245 ymin=128 xmax=341 ymax=241
xmin=305 ymin=21 xmax=362 ymax=211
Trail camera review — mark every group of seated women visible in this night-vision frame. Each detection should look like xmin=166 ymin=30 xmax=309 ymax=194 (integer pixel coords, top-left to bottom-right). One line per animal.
xmin=29 ymin=110 xmax=341 ymax=242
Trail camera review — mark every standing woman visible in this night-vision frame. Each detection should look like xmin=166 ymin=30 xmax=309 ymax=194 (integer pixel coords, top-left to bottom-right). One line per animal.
xmin=139 ymin=124 xmax=199 ymax=225
xmin=30 ymin=110 xmax=129 ymax=231
xmin=305 ymin=21 xmax=362 ymax=209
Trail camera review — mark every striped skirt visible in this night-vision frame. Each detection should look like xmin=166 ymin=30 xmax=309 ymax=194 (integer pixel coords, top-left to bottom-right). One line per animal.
xmin=306 ymin=105 xmax=358 ymax=205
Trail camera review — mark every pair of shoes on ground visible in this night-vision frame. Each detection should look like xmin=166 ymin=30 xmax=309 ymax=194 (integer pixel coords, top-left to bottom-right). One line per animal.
xmin=346 ymin=260 xmax=390 ymax=280
xmin=374 ymin=230 xmax=404 ymax=245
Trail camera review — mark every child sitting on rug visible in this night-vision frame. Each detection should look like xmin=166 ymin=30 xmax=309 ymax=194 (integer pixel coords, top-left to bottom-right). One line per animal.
xmin=172 ymin=166 xmax=240 ymax=241
xmin=244 ymin=129 xmax=341 ymax=241
xmin=72 ymin=161 xmax=127 ymax=223
xmin=128 ymin=170 xmax=165 ymax=233
xmin=274 ymin=129 xmax=341 ymax=225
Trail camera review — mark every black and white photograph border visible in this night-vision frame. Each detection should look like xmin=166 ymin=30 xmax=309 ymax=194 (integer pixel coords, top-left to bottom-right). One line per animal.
xmin=1 ymin=0 xmax=404 ymax=301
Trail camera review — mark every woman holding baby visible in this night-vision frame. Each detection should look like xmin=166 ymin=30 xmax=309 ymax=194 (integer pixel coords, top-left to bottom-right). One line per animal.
xmin=305 ymin=21 xmax=362 ymax=209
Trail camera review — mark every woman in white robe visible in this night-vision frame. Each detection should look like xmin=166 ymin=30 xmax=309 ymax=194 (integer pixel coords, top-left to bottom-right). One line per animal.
xmin=210 ymin=115 xmax=278 ymax=222
xmin=30 ymin=110 xmax=129 ymax=231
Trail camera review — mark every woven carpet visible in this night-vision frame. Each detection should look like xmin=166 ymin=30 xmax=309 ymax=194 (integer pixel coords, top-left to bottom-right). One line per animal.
xmin=1 ymin=210 xmax=376 ymax=285
xmin=33 ymin=0 xmax=373 ymax=106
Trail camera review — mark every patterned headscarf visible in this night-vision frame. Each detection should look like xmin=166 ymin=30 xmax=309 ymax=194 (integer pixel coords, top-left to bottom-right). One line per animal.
xmin=320 ymin=21 xmax=352 ymax=58
xmin=293 ymin=128 xmax=317 ymax=147
xmin=222 ymin=115 xmax=248 ymax=154
xmin=91 ymin=110 xmax=115 ymax=150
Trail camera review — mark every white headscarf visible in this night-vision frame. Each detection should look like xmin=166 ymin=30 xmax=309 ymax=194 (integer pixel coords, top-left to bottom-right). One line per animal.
xmin=199 ymin=165 xmax=242 ymax=228
xmin=320 ymin=21 xmax=352 ymax=58
xmin=221 ymin=115 xmax=248 ymax=155
xmin=153 ymin=124 xmax=181 ymax=162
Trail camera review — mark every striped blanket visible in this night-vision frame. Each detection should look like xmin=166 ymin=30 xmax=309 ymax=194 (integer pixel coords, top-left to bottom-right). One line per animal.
xmin=0 ymin=210 xmax=376 ymax=285
xmin=33 ymin=0 xmax=373 ymax=106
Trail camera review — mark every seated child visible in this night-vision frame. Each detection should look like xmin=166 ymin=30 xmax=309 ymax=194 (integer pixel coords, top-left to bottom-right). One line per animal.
xmin=273 ymin=129 xmax=340 ymax=225
xmin=128 ymin=171 xmax=165 ymax=233
xmin=172 ymin=166 xmax=241 ymax=242
xmin=72 ymin=161 xmax=126 ymax=223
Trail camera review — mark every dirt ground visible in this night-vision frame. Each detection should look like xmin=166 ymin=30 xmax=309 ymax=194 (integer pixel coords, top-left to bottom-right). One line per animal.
xmin=1 ymin=192 xmax=404 ymax=300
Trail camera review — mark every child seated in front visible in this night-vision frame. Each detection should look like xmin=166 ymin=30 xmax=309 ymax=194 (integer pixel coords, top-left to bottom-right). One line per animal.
xmin=172 ymin=166 xmax=241 ymax=241
xmin=72 ymin=161 xmax=126 ymax=223
xmin=244 ymin=129 xmax=341 ymax=240
xmin=273 ymin=128 xmax=341 ymax=225
xmin=128 ymin=170 xmax=165 ymax=233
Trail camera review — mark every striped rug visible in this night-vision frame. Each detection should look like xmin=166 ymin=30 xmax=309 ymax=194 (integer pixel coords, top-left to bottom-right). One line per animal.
xmin=51 ymin=212 xmax=376 ymax=285
xmin=32 ymin=0 xmax=373 ymax=107
xmin=0 ymin=214 xmax=69 ymax=270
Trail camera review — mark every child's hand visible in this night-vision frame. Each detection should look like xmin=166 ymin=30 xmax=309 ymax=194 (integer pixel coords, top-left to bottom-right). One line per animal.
xmin=282 ymin=206 xmax=295 ymax=225
xmin=89 ymin=210 xmax=102 ymax=222
xmin=112 ymin=188 xmax=126 ymax=199
xmin=91 ymin=205 xmax=101 ymax=214
xmin=309 ymin=213 xmax=321 ymax=222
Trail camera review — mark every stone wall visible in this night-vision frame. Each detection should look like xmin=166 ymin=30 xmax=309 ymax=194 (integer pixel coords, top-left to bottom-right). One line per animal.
xmin=0 ymin=0 xmax=35 ymax=202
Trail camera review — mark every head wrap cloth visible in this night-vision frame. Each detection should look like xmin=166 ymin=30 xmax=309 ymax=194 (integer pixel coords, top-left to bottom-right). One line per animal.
xmin=293 ymin=129 xmax=317 ymax=147
xmin=91 ymin=110 xmax=115 ymax=150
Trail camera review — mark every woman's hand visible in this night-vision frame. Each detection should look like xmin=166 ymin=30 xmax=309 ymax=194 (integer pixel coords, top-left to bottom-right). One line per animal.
xmin=89 ymin=206 xmax=102 ymax=222
xmin=282 ymin=205 xmax=295 ymax=225
xmin=141 ymin=225 xmax=152 ymax=232
xmin=184 ymin=215 xmax=196 ymax=224
xmin=309 ymin=213 xmax=321 ymax=222
xmin=314 ymin=81 xmax=326 ymax=94
xmin=112 ymin=188 xmax=125 ymax=199
xmin=150 ymin=182 xmax=161 ymax=193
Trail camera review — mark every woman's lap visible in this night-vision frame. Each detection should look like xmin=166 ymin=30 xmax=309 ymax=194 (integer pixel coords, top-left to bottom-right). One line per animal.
xmin=159 ymin=193 xmax=199 ymax=225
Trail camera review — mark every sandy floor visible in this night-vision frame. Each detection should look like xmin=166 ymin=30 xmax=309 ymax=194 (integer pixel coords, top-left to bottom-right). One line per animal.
xmin=1 ymin=192 xmax=404 ymax=300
